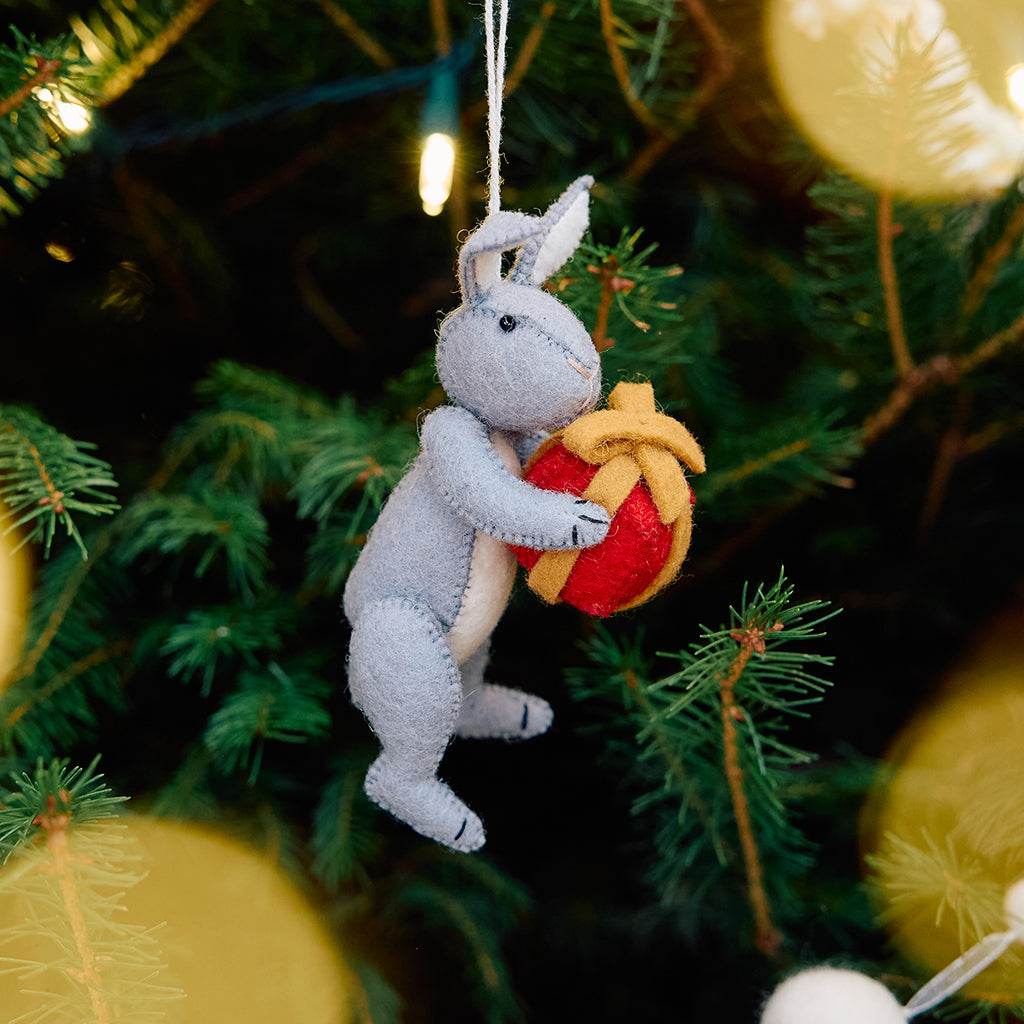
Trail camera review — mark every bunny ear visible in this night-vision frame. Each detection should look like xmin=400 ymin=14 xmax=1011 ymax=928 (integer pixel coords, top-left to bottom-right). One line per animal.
xmin=512 ymin=175 xmax=594 ymax=286
xmin=457 ymin=210 xmax=542 ymax=303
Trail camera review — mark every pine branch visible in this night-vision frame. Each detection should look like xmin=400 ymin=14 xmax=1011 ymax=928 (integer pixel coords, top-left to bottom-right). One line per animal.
xmin=151 ymin=409 xmax=286 ymax=492
xmin=149 ymin=360 xmax=333 ymax=492
xmin=302 ymin=511 xmax=371 ymax=595
xmin=868 ymin=830 xmax=1006 ymax=954
xmin=147 ymin=744 xmax=218 ymax=820
xmin=0 ymin=761 xmax=183 ymax=1023
xmin=1 ymin=359 xmax=415 ymax=763
xmin=0 ymin=407 xmax=119 ymax=559
xmin=624 ymin=664 xmax=717 ymax=839
xmin=311 ymin=758 xmax=382 ymax=891
xmin=672 ymin=0 xmax=737 ymax=118
xmin=597 ymin=0 xmax=666 ymax=136
xmin=956 ymin=310 xmax=1024 ymax=378
xmin=0 ymin=29 xmax=95 ymax=220
xmin=572 ymin=574 xmax=837 ymax=947
xmin=310 ymin=0 xmax=395 ymax=69
xmin=860 ymin=356 xmax=955 ymax=444
xmin=878 ymin=185 xmax=913 ymax=377
xmin=961 ymin=410 xmax=1024 ymax=457
xmin=196 ymin=359 xmax=333 ymax=421
xmin=2 ymin=529 xmax=113 ymax=693
xmin=387 ymin=855 xmax=530 ymax=1024
xmin=644 ymin=573 xmax=836 ymax=952
xmin=429 ymin=0 xmax=451 ymax=56
xmin=291 ymin=399 xmax=418 ymax=523
xmin=962 ymin=201 xmax=1024 ymax=321
xmin=861 ymin=310 xmax=1024 ymax=445
xmin=2 ymin=639 xmax=130 ymax=744
xmin=78 ymin=0 xmax=219 ymax=105
xmin=873 ymin=32 xmax=915 ymax=377
xmin=555 ymin=229 xmax=689 ymax=374
xmin=597 ymin=0 xmax=737 ymax=181
xmin=624 ymin=0 xmax=738 ymax=181
xmin=157 ymin=601 xmax=291 ymax=696
xmin=0 ymin=543 xmax=128 ymax=757
xmin=719 ymin=619 xmax=784 ymax=955
xmin=917 ymin=398 xmax=1024 ymax=542
xmin=916 ymin=390 xmax=972 ymax=543
xmin=0 ymin=55 xmax=62 ymax=120
xmin=700 ymin=413 xmax=861 ymax=519
xmin=351 ymin=962 xmax=404 ymax=1024
xmin=203 ymin=662 xmax=331 ymax=783
xmin=0 ymin=758 xmax=125 ymax=859
xmin=118 ymin=486 xmax=270 ymax=600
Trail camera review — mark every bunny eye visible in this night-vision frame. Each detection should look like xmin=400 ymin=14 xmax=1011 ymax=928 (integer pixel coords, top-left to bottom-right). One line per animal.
xmin=499 ymin=315 xmax=517 ymax=333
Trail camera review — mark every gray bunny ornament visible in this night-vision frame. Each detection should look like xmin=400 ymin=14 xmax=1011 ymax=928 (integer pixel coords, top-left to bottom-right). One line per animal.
xmin=343 ymin=176 xmax=609 ymax=852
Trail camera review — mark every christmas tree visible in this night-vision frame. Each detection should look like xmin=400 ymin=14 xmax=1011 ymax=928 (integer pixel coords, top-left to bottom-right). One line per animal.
xmin=2 ymin=0 xmax=1024 ymax=1020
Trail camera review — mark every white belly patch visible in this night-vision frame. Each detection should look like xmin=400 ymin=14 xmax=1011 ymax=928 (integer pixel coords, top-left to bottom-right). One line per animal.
xmin=446 ymin=432 xmax=521 ymax=665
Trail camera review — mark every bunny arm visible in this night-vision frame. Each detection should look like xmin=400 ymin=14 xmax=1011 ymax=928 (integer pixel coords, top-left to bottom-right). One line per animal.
xmin=421 ymin=406 xmax=609 ymax=551
xmin=511 ymin=429 xmax=548 ymax=464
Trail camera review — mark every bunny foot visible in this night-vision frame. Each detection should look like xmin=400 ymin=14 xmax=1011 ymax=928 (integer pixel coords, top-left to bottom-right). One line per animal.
xmin=455 ymin=683 xmax=553 ymax=740
xmin=364 ymin=755 xmax=485 ymax=852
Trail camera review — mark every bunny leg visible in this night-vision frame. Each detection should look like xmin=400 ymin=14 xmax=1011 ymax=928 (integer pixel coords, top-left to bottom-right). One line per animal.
xmin=348 ymin=598 xmax=485 ymax=852
xmin=454 ymin=641 xmax=554 ymax=741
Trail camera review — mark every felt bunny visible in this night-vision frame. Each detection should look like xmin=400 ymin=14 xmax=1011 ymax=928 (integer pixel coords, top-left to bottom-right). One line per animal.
xmin=344 ymin=176 xmax=608 ymax=852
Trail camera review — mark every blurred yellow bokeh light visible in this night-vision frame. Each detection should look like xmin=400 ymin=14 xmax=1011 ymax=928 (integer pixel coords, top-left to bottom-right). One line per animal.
xmin=0 ymin=521 xmax=30 ymax=688
xmin=126 ymin=817 xmax=356 ymax=1023
xmin=0 ymin=815 xmax=357 ymax=1023
xmin=863 ymin=604 xmax=1024 ymax=1003
xmin=1009 ymin=64 xmax=1024 ymax=115
xmin=765 ymin=0 xmax=1024 ymax=198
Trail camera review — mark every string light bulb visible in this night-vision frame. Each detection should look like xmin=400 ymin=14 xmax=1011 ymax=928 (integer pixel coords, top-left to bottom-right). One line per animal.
xmin=420 ymin=132 xmax=456 ymax=216
xmin=1009 ymin=64 xmax=1024 ymax=117
xmin=54 ymin=99 xmax=91 ymax=134
xmin=418 ymin=62 xmax=460 ymax=217
xmin=35 ymin=87 xmax=92 ymax=135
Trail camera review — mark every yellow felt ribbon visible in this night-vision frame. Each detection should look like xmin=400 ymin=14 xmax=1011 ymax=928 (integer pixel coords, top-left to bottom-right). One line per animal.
xmin=527 ymin=381 xmax=706 ymax=610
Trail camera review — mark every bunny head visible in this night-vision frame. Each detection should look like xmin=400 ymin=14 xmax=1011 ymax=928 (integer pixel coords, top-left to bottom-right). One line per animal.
xmin=436 ymin=176 xmax=602 ymax=434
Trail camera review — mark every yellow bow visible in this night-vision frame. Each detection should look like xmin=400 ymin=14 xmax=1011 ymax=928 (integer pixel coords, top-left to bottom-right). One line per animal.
xmin=526 ymin=381 xmax=705 ymax=611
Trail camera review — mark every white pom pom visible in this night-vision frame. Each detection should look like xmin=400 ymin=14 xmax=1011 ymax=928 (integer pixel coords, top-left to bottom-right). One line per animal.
xmin=1004 ymin=877 xmax=1024 ymax=942
xmin=760 ymin=967 xmax=906 ymax=1024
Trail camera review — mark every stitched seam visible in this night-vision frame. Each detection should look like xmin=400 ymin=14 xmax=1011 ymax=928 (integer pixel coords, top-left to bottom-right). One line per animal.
xmin=380 ymin=596 xmax=458 ymax=673
xmin=442 ymin=305 xmax=594 ymax=370
xmin=475 ymin=304 xmax=592 ymax=365
xmin=428 ymin=410 xmax=590 ymax=548
xmin=436 ymin=485 xmax=577 ymax=549
xmin=447 ymin=525 xmax=479 ymax=627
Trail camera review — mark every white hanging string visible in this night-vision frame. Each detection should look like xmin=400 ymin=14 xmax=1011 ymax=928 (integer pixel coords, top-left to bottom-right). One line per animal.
xmin=484 ymin=0 xmax=510 ymax=215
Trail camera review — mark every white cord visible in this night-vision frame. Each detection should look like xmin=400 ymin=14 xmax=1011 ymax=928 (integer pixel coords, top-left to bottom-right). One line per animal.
xmin=484 ymin=0 xmax=509 ymax=215
xmin=903 ymin=931 xmax=1015 ymax=1019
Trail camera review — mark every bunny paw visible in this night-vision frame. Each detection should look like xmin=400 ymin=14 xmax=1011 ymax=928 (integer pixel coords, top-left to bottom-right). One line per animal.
xmin=455 ymin=684 xmax=554 ymax=740
xmin=364 ymin=755 xmax=485 ymax=852
xmin=568 ymin=498 xmax=610 ymax=548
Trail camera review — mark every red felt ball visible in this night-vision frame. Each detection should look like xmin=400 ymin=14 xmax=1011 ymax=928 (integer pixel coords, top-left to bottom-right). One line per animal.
xmin=511 ymin=443 xmax=682 ymax=617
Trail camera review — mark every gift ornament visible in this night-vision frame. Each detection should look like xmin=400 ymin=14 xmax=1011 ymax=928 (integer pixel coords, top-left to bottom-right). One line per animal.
xmin=512 ymin=381 xmax=705 ymax=617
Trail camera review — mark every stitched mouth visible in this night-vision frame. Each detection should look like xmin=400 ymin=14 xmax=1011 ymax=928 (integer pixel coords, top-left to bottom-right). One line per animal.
xmin=567 ymin=357 xmax=591 ymax=379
